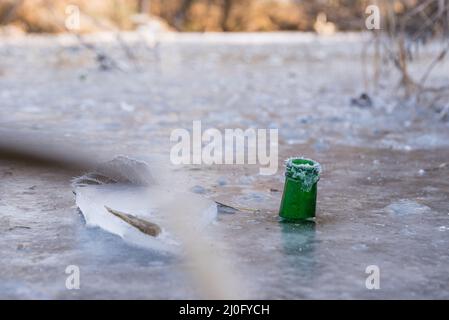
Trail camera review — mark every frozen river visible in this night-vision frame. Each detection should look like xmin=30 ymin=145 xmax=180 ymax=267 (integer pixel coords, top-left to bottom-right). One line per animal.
xmin=0 ymin=32 xmax=448 ymax=299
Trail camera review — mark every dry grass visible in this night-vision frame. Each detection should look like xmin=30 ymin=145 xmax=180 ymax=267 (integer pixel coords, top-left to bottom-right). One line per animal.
xmin=366 ymin=0 xmax=449 ymax=100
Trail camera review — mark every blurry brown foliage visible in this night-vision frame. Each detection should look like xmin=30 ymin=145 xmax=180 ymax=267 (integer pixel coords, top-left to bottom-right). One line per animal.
xmin=0 ymin=0 xmax=373 ymax=33
xmin=1 ymin=0 xmax=448 ymax=35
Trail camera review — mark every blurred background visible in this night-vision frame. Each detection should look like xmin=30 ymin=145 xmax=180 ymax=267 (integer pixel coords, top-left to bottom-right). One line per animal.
xmin=2 ymin=0 xmax=448 ymax=96
xmin=0 ymin=0 xmax=447 ymax=34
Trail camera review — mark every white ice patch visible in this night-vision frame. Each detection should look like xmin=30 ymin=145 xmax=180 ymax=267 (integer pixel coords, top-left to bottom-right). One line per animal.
xmin=72 ymin=156 xmax=217 ymax=253
xmin=384 ymin=199 xmax=431 ymax=216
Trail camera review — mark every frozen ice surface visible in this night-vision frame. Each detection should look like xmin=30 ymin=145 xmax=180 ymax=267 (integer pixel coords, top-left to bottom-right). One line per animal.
xmin=1 ymin=32 xmax=449 ymax=299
